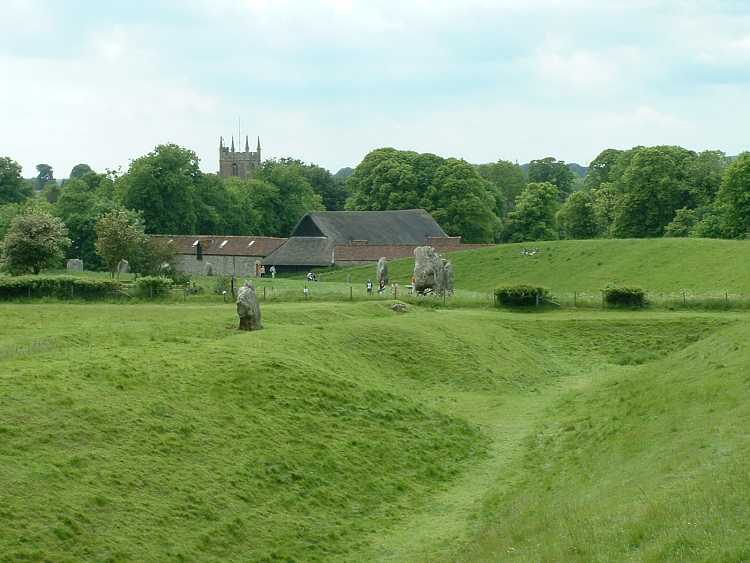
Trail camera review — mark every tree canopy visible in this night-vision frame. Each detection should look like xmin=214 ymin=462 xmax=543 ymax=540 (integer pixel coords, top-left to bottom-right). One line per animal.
xmin=0 ymin=157 xmax=32 ymax=205
xmin=346 ymin=148 xmax=501 ymax=242
xmin=1 ymin=211 xmax=71 ymax=274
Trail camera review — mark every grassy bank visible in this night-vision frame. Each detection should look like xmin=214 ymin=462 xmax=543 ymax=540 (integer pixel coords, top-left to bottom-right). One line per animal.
xmin=316 ymin=238 xmax=750 ymax=294
xmin=0 ymin=301 xmax=748 ymax=560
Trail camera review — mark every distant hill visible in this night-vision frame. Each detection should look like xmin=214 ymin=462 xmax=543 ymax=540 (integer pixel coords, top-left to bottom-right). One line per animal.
xmin=334 ymin=167 xmax=354 ymax=180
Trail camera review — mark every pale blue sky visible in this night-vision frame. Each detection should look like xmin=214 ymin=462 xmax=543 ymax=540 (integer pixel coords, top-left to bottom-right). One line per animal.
xmin=1 ymin=0 xmax=749 ymax=177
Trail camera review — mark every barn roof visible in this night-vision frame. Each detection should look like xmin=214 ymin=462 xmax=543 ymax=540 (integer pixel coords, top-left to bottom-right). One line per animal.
xmin=152 ymin=235 xmax=286 ymax=257
xmin=262 ymin=237 xmax=334 ymax=267
xmin=291 ymin=209 xmax=447 ymax=245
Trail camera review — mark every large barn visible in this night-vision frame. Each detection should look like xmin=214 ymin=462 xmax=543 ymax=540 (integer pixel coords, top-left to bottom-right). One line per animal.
xmin=158 ymin=209 xmax=491 ymax=276
xmin=263 ymin=209 xmax=488 ymax=271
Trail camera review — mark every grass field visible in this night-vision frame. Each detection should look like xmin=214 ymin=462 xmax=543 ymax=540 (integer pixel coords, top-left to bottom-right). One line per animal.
xmin=1 ymin=298 xmax=749 ymax=561
xmin=316 ymin=238 xmax=750 ymax=294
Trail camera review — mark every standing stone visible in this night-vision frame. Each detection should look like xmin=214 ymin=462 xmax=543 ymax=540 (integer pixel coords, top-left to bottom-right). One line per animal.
xmin=376 ymin=257 xmax=389 ymax=285
xmin=443 ymin=260 xmax=454 ymax=294
xmin=237 ymin=282 xmax=263 ymax=331
xmin=66 ymin=258 xmax=83 ymax=272
xmin=117 ymin=259 xmax=129 ymax=275
xmin=413 ymin=246 xmax=444 ymax=294
xmin=204 ymin=262 xmax=214 ymax=276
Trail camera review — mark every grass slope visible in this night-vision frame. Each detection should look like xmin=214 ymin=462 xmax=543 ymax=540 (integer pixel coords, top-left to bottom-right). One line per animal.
xmin=318 ymin=238 xmax=750 ymax=294
xmin=462 ymin=318 xmax=750 ymax=561
xmin=1 ymin=301 xmax=749 ymax=561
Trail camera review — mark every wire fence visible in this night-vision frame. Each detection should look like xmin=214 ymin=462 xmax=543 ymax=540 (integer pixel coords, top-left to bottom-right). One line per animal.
xmin=4 ymin=279 xmax=750 ymax=311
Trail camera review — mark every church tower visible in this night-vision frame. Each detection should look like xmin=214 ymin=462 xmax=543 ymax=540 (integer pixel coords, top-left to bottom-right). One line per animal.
xmin=219 ymin=134 xmax=262 ymax=180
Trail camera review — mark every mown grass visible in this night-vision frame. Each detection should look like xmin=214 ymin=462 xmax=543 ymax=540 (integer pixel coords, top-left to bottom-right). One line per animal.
xmin=1 ymin=301 xmax=749 ymax=561
xmin=316 ymin=238 xmax=750 ymax=294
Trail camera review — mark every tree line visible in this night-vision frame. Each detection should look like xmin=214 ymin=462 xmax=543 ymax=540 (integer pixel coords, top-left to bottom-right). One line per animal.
xmin=1 ymin=143 xmax=749 ymax=275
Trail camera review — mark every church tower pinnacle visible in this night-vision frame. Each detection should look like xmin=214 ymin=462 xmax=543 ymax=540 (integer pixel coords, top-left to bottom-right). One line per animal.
xmin=218 ymin=128 xmax=263 ymax=180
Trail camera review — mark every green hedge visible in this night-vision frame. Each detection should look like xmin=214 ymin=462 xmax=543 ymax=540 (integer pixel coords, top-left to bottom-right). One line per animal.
xmin=603 ymin=286 xmax=647 ymax=308
xmin=494 ymin=285 xmax=549 ymax=307
xmin=133 ymin=276 xmax=173 ymax=298
xmin=0 ymin=275 xmax=121 ymax=300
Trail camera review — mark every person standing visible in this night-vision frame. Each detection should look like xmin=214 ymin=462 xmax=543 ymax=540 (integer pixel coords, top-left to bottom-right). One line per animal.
xmin=367 ymin=279 xmax=373 ymax=295
xmin=269 ymin=265 xmax=276 ymax=279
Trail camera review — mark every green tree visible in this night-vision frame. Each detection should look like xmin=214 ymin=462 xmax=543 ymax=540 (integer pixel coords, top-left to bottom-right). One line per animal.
xmin=256 ymin=162 xmax=324 ymax=236
xmin=1 ymin=212 xmax=71 ymax=274
xmin=131 ymin=237 xmax=177 ymax=276
xmin=0 ymin=203 xmax=22 ymax=240
xmin=35 ymin=163 xmax=54 ymax=191
xmin=716 ymin=152 xmax=750 ymax=238
xmin=591 ymin=183 xmax=618 ymax=236
xmin=56 ymin=174 xmax=116 ymax=269
xmin=475 ymin=160 xmax=526 ymax=216
xmin=265 ymin=158 xmax=347 ymax=211
xmin=69 ymin=163 xmax=93 ymax=180
xmin=502 ymin=182 xmax=560 ymax=242
xmin=120 ymin=144 xmax=200 ymax=234
xmin=664 ymin=207 xmax=699 ymax=237
xmin=528 ymin=157 xmax=576 ymax=201
xmin=557 ymin=190 xmax=599 ymax=239
xmin=346 ymin=148 xmax=426 ymax=210
xmin=95 ymin=209 xmax=147 ymax=277
xmin=423 ymin=159 xmax=501 ymax=243
xmin=0 ymin=157 xmax=32 ymax=204
xmin=611 ymin=147 xmax=690 ymax=238
xmin=584 ymin=149 xmax=624 ymax=191
xmin=43 ymin=181 xmax=61 ymax=203
xmin=686 ymin=150 xmax=730 ymax=208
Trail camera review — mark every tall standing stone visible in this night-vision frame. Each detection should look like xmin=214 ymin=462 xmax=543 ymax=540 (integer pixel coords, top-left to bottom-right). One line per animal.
xmin=376 ymin=257 xmax=389 ymax=285
xmin=117 ymin=259 xmax=129 ymax=275
xmin=413 ymin=246 xmax=444 ymax=294
xmin=66 ymin=258 xmax=83 ymax=272
xmin=237 ymin=282 xmax=263 ymax=331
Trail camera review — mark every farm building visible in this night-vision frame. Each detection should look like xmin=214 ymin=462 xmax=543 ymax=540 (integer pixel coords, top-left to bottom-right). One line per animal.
xmin=152 ymin=235 xmax=286 ymax=276
xmin=157 ymin=209 xmax=491 ymax=276
xmin=263 ymin=209 xmax=490 ymax=271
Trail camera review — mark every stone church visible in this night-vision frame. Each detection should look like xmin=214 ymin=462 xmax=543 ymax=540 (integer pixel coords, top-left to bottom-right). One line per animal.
xmin=219 ymin=135 xmax=261 ymax=179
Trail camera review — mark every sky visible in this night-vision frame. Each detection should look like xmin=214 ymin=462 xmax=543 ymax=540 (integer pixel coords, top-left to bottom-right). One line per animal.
xmin=2 ymin=0 xmax=749 ymax=178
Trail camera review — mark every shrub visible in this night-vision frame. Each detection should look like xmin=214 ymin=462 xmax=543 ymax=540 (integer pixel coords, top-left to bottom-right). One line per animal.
xmin=0 ymin=275 xmax=120 ymax=300
xmin=169 ymin=271 xmax=192 ymax=285
xmin=133 ymin=276 xmax=172 ymax=298
xmin=494 ymin=285 xmax=549 ymax=307
xmin=603 ymin=286 xmax=647 ymax=308
xmin=213 ymin=276 xmax=232 ymax=295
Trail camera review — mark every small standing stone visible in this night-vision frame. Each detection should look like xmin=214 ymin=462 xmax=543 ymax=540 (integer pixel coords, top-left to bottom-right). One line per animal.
xmin=66 ymin=258 xmax=83 ymax=272
xmin=443 ymin=260 xmax=454 ymax=294
xmin=204 ymin=262 xmax=214 ymax=276
xmin=237 ymin=282 xmax=263 ymax=331
xmin=376 ymin=257 xmax=389 ymax=285
xmin=391 ymin=303 xmax=407 ymax=313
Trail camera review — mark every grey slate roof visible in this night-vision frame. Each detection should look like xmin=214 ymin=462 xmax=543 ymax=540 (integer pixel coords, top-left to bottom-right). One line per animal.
xmin=262 ymin=237 xmax=334 ymax=267
xmin=263 ymin=209 xmax=449 ymax=267
xmin=291 ymin=209 xmax=447 ymax=245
